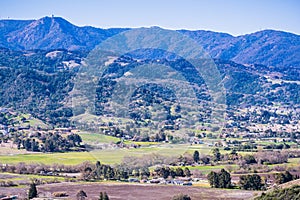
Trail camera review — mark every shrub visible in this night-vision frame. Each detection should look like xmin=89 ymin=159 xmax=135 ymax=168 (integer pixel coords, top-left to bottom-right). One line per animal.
xmin=53 ymin=192 xmax=68 ymax=197
xmin=172 ymin=193 xmax=191 ymax=200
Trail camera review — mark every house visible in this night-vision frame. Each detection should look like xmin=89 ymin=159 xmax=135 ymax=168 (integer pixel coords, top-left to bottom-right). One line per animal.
xmin=173 ymin=180 xmax=183 ymax=185
xmin=189 ymin=137 xmax=203 ymax=144
xmin=182 ymin=182 xmax=193 ymax=186
xmin=128 ymin=178 xmax=139 ymax=182
xmin=149 ymin=179 xmax=160 ymax=184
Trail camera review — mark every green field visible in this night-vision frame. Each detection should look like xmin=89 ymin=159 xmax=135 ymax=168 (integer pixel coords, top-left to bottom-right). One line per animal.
xmin=1 ymin=133 xmax=299 ymax=168
xmin=0 ymin=144 xmax=204 ymax=165
xmin=187 ymin=164 xmax=239 ymax=174
xmin=0 ymin=152 xmax=97 ymax=165
xmin=79 ymin=132 xmax=121 ymax=144
xmin=0 ymin=172 xmax=67 ymax=183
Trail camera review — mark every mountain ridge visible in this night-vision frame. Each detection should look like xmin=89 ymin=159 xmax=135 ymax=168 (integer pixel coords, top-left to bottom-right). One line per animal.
xmin=0 ymin=16 xmax=299 ymax=68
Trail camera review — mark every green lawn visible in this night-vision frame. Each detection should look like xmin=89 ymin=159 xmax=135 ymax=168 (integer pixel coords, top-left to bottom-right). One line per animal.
xmin=79 ymin=132 xmax=121 ymax=144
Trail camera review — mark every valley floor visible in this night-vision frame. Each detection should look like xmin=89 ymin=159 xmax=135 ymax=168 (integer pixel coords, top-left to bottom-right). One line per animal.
xmin=1 ymin=182 xmax=260 ymax=200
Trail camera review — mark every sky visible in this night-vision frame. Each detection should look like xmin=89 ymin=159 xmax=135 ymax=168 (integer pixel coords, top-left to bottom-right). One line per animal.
xmin=1 ymin=0 xmax=299 ymax=36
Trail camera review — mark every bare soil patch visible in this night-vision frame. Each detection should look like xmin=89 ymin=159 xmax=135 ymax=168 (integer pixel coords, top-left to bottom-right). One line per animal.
xmin=1 ymin=182 xmax=260 ymax=199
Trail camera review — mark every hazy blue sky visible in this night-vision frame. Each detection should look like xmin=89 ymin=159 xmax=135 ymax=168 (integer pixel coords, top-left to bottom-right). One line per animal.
xmin=1 ymin=0 xmax=299 ymax=36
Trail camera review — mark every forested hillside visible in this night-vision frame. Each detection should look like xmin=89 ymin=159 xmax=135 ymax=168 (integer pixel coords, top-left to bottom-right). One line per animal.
xmin=0 ymin=48 xmax=299 ymax=128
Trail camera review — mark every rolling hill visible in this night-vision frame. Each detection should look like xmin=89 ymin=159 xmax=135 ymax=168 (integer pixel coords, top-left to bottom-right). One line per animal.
xmin=0 ymin=48 xmax=299 ymax=128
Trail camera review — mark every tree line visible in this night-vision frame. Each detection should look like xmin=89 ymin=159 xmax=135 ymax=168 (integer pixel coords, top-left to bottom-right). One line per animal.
xmin=207 ymin=168 xmax=297 ymax=190
xmin=11 ymin=132 xmax=83 ymax=152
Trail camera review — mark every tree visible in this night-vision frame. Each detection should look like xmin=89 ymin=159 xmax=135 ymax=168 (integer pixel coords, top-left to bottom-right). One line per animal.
xmin=212 ymin=148 xmax=221 ymax=162
xmin=23 ymin=138 xmax=32 ymax=151
xmin=172 ymin=193 xmax=191 ymax=200
xmin=243 ymin=154 xmax=256 ymax=164
xmin=76 ymin=189 xmax=87 ymax=200
xmin=207 ymin=171 xmax=219 ymax=188
xmin=207 ymin=169 xmax=231 ymax=188
xmin=139 ymin=167 xmax=150 ymax=179
xmin=175 ymin=167 xmax=184 ymax=177
xmin=200 ymin=155 xmax=210 ymax=164
xmin=284 ymin=171 xmax=293 ymax=183
xmin=28 ymin=182 xmax=37 ymax=199
xmin=81 ymin=166 xmax=93 ymax=180
xmin=96 ymin=161 xmax=101 ymax=168
xmin=71 ymin=133 xmax=82 ymax=146
xmin=275 ymin=171 xmax=293 ymax=184
xmin=193 ymin=150 xmax=200 ymax=163
xmin=239 ymin=174 xmax=263 ymax=190
xmin=184 ymin=167 xmax=191 ymax=177
xmin=114 ymin=166 xmax=129 ymax=180
xmin=31 ymin=139 xmax=39 ymax=152
xmin=99 ymin=192 xmax=103 ymax=200
xmin=218 ymin=169 xmax=231 ymax=188
xmin=103 ymin=192 xmax=109 ymax=200
xmin=99 ymin=191 xmax=109 ymax=200
xmin=275 ymin=173 xmax=286 ymax=185
xmin=44 ymin=138 xmax=55 ymax=152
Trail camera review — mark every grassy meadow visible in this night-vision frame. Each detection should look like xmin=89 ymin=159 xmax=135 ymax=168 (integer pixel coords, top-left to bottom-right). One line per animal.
xmin=0 ymin=143 xmax=211 ymax=165
xmin=0 ymin=132 xmax=299 ymax=173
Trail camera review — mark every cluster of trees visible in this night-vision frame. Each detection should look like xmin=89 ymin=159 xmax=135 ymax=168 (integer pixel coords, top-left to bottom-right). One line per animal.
xmin=193 ymin=149 xmax=290 ymax=170
xmin=81 ymin=161 xmax=138 ymax=181
xmin=233 ymin=143 xmax=258 ymax=151
xmin=13 ymin=132 xmax=83 ymax=152
xmin=274 ymin=171 xmax=294 ymax=184
xmin=81 ymin=161 xmax=118 ymax=181
xmin=263 ymin=143 xmax=290 ymax=150
xmin=239 ymin=174 xmax=263 ymax=190
xmin=207 ymin=169 xmax=296 ymax=191
xmin=207 ymin=170 xmax=265 ymax=191
xmin=255 ymin=151 xmax=288 ymax=165
xmin=114 ymin=149 xmax=292 ymax=174
xmin=207 ymin=169 xmax=231 ymax=188
xmin=153 ymin=166 xmax=191 ymax=179
xmin=80 ymin=161 xmax=192 ymax=182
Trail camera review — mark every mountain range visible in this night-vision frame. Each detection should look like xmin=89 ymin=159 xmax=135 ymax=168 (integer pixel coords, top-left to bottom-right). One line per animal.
xmin=0 ymin=16 xmax=299 ymax=129
xmin=0 ymin=16 xmax=299 ymax=68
